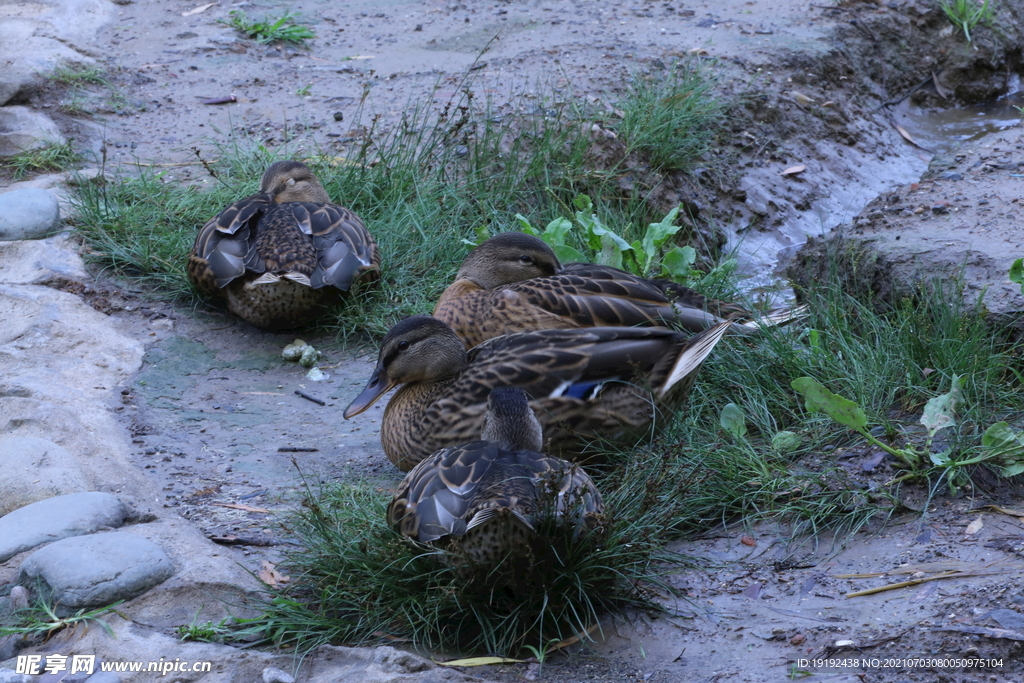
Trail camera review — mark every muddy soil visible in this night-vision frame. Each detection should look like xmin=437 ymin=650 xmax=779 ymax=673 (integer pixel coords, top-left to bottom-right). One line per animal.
xmin=17 ymin=0 xmax=1024 ymax=680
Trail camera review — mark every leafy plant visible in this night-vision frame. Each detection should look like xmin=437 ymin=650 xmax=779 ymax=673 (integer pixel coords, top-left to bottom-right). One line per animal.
xmin=509 ymin=194 xmax=720 ymax=285
xmin=791 ymin=375 xmax=1024 ymax=488
xmin=938 ymin=0 xmax=995 ymax=44
xmin=222 ymin=11 xmax=316 ymax=45
xmin=1010 ymin=258 xmax=1024 ymax=294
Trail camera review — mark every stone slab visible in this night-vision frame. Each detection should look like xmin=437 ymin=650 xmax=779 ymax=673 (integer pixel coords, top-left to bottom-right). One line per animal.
xmin=0 ymin=491 xmax=127 ymax=563
xmin=19 ymin=531 xmax=174 ymax=609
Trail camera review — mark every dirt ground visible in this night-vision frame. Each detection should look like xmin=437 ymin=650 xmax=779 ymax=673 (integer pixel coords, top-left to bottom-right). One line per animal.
xmin=21 ymin=0 xmax=1024 ymax=680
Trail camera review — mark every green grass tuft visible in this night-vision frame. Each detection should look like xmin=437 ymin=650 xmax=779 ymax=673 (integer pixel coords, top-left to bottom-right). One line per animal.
xmin=614 ymin=59 xmax=724 ymax=172
xmin=47 ymin=62 xmax=109 ymax=88
xmin=2 ymin=140 xmax=81 ymax=179
xmin=72 ymin=78 xmax=723 ymax=337
xmin=241 ymin=471 xmax=689 ymax=657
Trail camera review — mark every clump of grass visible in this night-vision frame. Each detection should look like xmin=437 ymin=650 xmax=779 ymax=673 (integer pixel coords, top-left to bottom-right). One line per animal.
xmin=615 ymin=59 xmax=724 ymax=172
xmin=73 ymin=75 xmax=720 ymax=335
xmin=939 ymin=0 xmax=995 ymax=43
xmin=0 ymin=595 xmax=121 ymax=639
xmin=222 ymin=10 xmax=316 ymax=45
xmin=3 ymin=140 xmax=80 ymax=179
xmin=48 ymin=62 xmax=109 ymax=88
xmin=242 ymin=473 xmax=688 ymax=656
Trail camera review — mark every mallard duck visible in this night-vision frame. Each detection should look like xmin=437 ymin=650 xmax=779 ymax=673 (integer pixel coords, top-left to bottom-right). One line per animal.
xmin=387 ymin=386 xmax=604 ymax=567
xmin=343 ymin=314 xmax=730 ymax=470
xmin=187 ymin=160 xmax=380 ymax=329
xmin=433 ymin=232 xmax=804 ymax=348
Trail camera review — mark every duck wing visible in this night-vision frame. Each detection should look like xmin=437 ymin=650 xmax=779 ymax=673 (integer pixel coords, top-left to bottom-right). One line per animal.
xmin=293 ymin=202 xmax=380 ymax=291
xmin=187 ymin=193 xmax=271 ymax=294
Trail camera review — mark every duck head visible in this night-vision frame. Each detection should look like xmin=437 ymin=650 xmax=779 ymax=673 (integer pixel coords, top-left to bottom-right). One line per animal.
xmin=343 ymin=315 xmax=467 ymax=418
xmin=260 ymin=160 xmax=332 ymax=204
xmin=456 ymin=232 xmax=561 ymax=289
xmin=481 ymin=386 xmax=544 ymax=452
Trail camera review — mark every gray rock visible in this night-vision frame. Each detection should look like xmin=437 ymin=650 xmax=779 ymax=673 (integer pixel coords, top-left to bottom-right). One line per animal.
xmin=0 ymin=436 xmax=91 ymax=517
xmin=0 ymin=106 xmax=65 ymax=157
xmin=988 ymin=608 xmax=1024 ymax=631
xmin=0 ymin=232 xmax=90 ymax=285
xmin=10 ymin=585 xmax=30 ymax=611
xmin=0 ymin=634 xmax=25 ymax=661
xmin=83 ymin=674 xmax=121 ymax=683
xmin=262 ymin=667 xmax=295 ymax=683
xmin=0 ymin=669 xmax=32 ymax=683
xmin=0 ymin=189 xmax=61 ymax=240
xmin=19 ymin=532 xmax=174 ymax=610
xmin=0 ymin=491 xmax=128 ymax=562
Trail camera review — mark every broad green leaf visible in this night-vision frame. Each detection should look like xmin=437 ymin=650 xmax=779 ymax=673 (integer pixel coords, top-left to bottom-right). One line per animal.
xmin=982 ymin=421 xmax=1022 ymax=450
xmin=929 ymin=447 xmax=953 ymax=467
xmin=598 ymin=233 xmax=624 ymax=269
xmin=771 ymin=431 xmax=801 ymax=453
xmin=642 ymin=206 xmax=682 ymax=262
xmin=659 ymin=246 xmax=696 ymax=281
xmin=573 ymin=194 xmax=593 ymax=213
xmin=541 ymin=217 xmax=573 ymax=246
xmin=920 ymin=375 xmax=965 ymax=437
xmin=997 ymin=463 xmax=1024 ymax=478
xmin=630 ymin=239 xmax=649 ymax=274
xmin=515 ymin=213 xmax=538 ymax=235
xmin=791 ymin=377 xmax=868 ymax=430
xmin=719 ymin=403 xmax=747 ymax=440
xmin=553 ymin=245 xmax=587 ymax=264
xmin=1010 ymin=258 xmax=1024 ymax=293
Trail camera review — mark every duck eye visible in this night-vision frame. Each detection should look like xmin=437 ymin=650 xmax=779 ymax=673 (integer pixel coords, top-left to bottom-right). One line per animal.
xmin=398 ymin=340 xmax=410 ymax=350
xmin=519 ymin=255 xmax=533 ymax=264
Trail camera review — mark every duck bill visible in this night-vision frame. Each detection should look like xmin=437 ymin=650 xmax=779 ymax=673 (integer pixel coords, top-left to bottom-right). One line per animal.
xmin=343 ymin=369 xmax=396 ymax=418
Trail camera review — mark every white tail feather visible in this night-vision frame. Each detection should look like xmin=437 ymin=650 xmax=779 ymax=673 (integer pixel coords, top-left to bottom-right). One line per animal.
xmin=659 ymin=321 xmax=731 ymax=398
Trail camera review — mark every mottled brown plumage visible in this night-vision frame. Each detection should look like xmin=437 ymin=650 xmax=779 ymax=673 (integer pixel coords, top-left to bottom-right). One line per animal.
xmin=387 ymin=386 xmax=604 ymax=567
xmin=343 ymin=314 xmax=731 ymax=470
xmin=433 ymin=232 xmax=804 ymax=348
xmin=187 ymin=160 xmax=380 ymax=329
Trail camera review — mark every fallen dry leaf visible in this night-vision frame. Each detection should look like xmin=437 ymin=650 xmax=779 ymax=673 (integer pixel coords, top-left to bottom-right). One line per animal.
xmin=965 ymin=517 xmax=984 ymax=535
xmin=182 ymin=2 xmax=217 ymax=17
xmin=740 ymin=535 xmax=757 ymax=546
xmin=258 ymin=560 xmax=289 ymax=586
xmin=781 ymin=164 xmax=806 ymax=176
xmin=436 ymin=657 xmax=524 ymax=667
xmin=975 ymin=504 xmax=1024 ymax=519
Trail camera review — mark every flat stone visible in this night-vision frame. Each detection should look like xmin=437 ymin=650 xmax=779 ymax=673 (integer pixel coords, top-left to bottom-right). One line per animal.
xmin=0 ymin=491 xmax=128 ymax=563
xmin=83 ymin=674 xmax=121 ymax=683
xmin=0 ymin=106 xmax=65 ymax=157
xmin=0 ymin=232 xmax=89 ymax=285
xmin=19 ymin=531 xmax=174 ymax=610
xmin=0 ymin=436 xmax=91 ymax=516
xmin=0 ymin=188 xmax=61 ymax=241
xmin=0 ymin=669 xmax=33 ymax=683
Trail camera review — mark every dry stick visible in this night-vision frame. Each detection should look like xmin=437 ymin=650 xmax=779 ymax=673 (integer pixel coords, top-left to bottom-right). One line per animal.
xmin=846 ymin=569 xmax=1012 ymax=598
xmin=294 ymin=390 xmax=326 ymax=406
xmin=278 ymin=446 xmax=319 ymax=453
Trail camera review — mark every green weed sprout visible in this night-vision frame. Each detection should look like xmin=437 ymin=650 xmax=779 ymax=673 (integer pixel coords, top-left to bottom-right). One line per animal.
xmin=1009 ymin=258 xmax=1024 ymax=293
xmin=222 ymin=11 xmax=315 ymax=45
xmin=938 ymin=0 xmax=995 ymax=44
